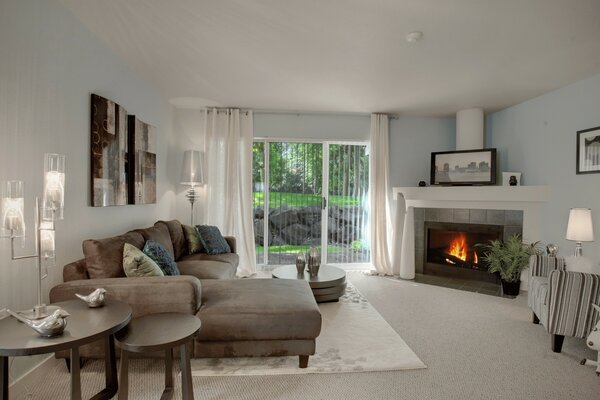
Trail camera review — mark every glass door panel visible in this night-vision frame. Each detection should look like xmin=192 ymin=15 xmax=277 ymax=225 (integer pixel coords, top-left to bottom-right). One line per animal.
xmin=326 ymin=144 xmax=370 ymax=263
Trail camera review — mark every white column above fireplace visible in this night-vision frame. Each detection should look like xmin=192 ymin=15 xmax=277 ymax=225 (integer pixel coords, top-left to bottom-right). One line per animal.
xmin=392 ymin=186 xmax=550 ymax=287
xmin=456 ymin=108 xmax=484 ymax=150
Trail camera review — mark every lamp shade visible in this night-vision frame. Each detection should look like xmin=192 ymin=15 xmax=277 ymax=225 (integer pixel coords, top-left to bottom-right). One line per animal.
xmin=42 ymin=153 xmax=66 ymax=221
xmin=566 ymin=208 xmax=594 ymax=242
xmin=180 ymin=150 xmax=204 ymax=186
xmin=1 ymin=180 xmax=25 ymax=237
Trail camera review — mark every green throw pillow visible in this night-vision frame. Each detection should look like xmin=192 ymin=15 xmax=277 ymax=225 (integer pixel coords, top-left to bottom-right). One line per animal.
xmin=123 ymin=243 xmax=164 ymax=277
xmin=183 ymin=224 xmax=204 ymax=254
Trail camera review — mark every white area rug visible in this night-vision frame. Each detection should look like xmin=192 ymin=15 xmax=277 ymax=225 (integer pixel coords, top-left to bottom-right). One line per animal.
xmin=190 ymin=283 xmax=426 ymax=376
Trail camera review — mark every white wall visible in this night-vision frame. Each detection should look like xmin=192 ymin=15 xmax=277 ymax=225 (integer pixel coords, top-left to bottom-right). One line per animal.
xmin=486 ymin=73 xmax=600 ymax=259
xmin=0 ymin=0 xmax=175 ymax=381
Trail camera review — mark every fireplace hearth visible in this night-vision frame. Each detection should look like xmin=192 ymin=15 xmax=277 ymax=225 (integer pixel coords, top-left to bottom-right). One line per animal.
xmin=424 ymin=221 xmax=503 ymax=283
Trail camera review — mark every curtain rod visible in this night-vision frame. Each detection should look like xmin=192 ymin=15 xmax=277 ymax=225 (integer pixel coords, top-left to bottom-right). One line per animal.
xmin=203 ymin=108 xmax=399 ymax=119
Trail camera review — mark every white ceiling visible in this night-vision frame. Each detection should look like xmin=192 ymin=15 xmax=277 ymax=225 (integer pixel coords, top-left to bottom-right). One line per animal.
xmin=59 ymin=0 xmax=600 ymax=116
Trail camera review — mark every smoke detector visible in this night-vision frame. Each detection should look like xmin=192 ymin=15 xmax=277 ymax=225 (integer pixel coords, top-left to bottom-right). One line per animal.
xmin=406 ymin=31 xmax=423 ymax=43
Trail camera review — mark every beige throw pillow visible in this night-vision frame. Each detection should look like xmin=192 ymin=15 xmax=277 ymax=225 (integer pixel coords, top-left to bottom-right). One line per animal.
xmin=123 ymin=243 xmax=164 ymax=277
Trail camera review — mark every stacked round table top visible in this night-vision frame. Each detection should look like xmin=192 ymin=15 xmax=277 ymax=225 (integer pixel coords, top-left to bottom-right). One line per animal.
xmin=272 ymin=264 xmax=347 ymax=302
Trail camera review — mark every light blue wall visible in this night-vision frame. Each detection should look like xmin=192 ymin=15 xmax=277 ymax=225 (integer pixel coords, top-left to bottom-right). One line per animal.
xmin=0 ymin=0 xmax=174 ymax=382
xmin=389 ymin=117 xmax=456 ymax=187
xmin=487 ymin=73 xmax=600 ymax=259
xmin=253 ymin=112 xmax=456 ymax=187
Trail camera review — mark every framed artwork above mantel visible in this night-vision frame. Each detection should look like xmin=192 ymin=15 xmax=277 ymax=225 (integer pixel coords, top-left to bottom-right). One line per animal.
xmin=430 ymin=148 xmax=497 ymax=186
xmin=576 ymin=126 xmax=600 ymax=174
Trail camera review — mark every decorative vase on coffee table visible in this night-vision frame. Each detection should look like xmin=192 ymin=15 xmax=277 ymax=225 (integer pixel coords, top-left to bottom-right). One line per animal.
xmin=295 ymin=252 xmax=306 ymax=274
xmin=307 ymin=247 xmax=320 ymax=277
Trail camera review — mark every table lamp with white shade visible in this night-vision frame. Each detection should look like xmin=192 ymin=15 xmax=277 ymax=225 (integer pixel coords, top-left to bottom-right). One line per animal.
xmin=566 ymin=208 xmax=594 ymax=257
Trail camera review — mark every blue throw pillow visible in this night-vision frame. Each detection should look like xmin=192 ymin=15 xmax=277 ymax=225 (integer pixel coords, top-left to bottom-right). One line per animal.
xmin=196 ymin=225 xmax=231 ymax=255
xmin=143 ymin=240 xmax=180 ymax=276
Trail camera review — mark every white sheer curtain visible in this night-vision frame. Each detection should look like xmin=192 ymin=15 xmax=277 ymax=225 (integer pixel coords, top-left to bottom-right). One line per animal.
xmin=202 ymin=108 xmax=256 ymax=277
xmin=369 ymin=113 xmax=394 ymax=275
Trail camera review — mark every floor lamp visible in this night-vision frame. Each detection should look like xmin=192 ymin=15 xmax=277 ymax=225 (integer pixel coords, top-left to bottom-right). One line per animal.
xmin=180 ymin=150 xmax=204 ymax=225
xmin=1 ymin=153 xmax=66 ymax=319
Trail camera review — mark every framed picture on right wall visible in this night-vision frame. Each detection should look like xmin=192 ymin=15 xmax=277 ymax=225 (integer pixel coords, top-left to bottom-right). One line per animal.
xmin=576 ymin=126 xmax=600 ymax=174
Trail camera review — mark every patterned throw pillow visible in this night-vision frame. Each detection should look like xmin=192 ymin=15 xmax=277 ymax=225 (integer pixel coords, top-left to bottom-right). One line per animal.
xmin=143 ymin=240 xmax=180 ymax=276
xmin=196 ymin=225 xmax=231 ymax=255
xmin=183 ymin=224 xmax=204 ymax=254
xmin=122 ymin=243 xmax=164 ymax=277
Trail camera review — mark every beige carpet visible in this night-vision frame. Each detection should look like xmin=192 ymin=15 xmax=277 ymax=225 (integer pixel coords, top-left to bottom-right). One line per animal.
xmin=17 ymin=271 xmax=599 ymax=399
xmin=190 ymin=283 xmax=426 ymax=376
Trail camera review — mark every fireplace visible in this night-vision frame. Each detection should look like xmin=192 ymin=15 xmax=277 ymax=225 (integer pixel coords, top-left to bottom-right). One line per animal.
xmin=424 ymin=221 xmax=503 ymax=283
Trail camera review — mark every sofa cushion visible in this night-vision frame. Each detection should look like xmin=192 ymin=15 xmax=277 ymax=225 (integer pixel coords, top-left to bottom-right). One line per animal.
xmin=143 ymin=240 xmax=180 ymax=276
xmin=177 ymin=260 xmax=236 ymax=279
xmin=197 ymin=279 xmax=321 ymax=341
xmin=83 ymin=231 xmax=145 ymax=279
xmin=123 ymin=243 xmax=164 ymax=277
xmin=529 ymin=276 xmax=549 ymax=326
xmin=196 ymin=225 xmax=231 ymax=255
xmin=183 ymin=224 xmax=204 ymax=255
xmin=136 ymin=224 xmax=174 ymax=258
xmin=179 ymin=252 xmax=239 ymax=268
xmin=156 ymin=220 xmax=187 ymax=261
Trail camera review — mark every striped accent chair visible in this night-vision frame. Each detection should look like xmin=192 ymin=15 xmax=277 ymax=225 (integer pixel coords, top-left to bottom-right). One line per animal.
xmin=528 ymin=255 xmax=600 ymax=352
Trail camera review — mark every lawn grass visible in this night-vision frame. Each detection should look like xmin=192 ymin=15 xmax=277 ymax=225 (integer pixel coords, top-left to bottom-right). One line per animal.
xmin=253 ymin=191 xmax=363 ymax=207
xmin=256 ymin=244 xmax=345 ymax=253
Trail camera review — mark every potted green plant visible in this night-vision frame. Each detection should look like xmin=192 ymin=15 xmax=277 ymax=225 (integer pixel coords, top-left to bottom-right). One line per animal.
xmin=476 ymin=234 xmax=540 ymax=296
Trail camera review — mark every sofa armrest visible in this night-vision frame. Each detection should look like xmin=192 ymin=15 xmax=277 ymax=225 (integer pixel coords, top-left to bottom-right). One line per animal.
xmin=49 ymin=276 xmax=202 ymax=318
xmin=225 ymin=236 xmax=236 ymax=253
xmin=546 ymin=270 xmax=600 ymax=338
xmin=63 ymin=259 xmax=88 ymax=282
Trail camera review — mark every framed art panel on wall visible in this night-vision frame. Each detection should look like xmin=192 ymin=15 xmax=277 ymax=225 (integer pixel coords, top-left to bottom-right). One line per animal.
xmin=90 ymin=94 xmax=129 ymax=206
xmin=576 ymin=126 xmax=600 ymax=174
xmin=128 ymin=116 xmax=157 ymax=204
xmin=431 ymin=148 xmax=496 ymax=186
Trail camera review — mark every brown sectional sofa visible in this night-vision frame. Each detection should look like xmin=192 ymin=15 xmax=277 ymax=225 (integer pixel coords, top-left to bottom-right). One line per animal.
xmin=50 ymin=220 xmax=322 ymax=367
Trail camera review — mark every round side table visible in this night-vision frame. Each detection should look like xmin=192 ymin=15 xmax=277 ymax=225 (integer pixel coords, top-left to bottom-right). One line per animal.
xmin=115 ymin=313 xmax=201 ymax=400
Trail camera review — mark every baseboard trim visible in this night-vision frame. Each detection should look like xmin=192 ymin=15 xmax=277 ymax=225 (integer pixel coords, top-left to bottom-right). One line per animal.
xmin=9 ymin=356 xmax=60 ymax=398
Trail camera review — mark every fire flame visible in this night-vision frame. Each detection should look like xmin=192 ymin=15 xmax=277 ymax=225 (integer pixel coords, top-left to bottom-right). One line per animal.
xmin=474 ymin=251 xmax=478 ymax=264
xmin=448 ymin=233 xmax=468 ymax=261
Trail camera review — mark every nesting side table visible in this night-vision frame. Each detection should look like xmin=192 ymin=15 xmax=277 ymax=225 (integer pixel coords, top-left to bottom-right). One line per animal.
xmin=115 ymin=313 xmax=201 ymax=400
xmin=0 ymin=299 xmax=131 ymax=400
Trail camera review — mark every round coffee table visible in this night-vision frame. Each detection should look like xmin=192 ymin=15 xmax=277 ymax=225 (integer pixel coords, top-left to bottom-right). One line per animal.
xmin=272 ymin=264 xmax=347 ymax=302
xmin=0 ymin=299 xmax=131 ymax=400
xmin=115 ymin=313 xmax=201 ymax=400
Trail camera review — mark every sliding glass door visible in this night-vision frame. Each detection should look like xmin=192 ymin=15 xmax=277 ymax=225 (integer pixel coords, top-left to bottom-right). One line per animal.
xmin=253 ymin=139 xmax=369 ymax=267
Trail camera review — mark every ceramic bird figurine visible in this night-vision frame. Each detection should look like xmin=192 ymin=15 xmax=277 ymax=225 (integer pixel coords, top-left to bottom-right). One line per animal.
xmin=75 ymin=288 xmax=106 ymax=308
xmin=7 ymin=308 xmax=70 ymax=337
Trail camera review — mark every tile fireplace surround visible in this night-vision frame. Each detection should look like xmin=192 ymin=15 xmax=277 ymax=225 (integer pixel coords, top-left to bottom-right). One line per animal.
xmin=392 ymin=186 xmax=550 ymax=290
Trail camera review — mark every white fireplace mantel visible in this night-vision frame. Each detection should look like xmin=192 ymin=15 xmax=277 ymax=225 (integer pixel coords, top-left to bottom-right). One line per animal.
xmin=392 ymin=185 xmax=551 ymax=288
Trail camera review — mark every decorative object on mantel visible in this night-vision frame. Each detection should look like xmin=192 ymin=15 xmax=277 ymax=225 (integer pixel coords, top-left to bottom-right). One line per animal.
xmin=566 ymin=208 xmax=594 ymax=257
xmin=502 ymin=172 xmax=521 ymax=186
xmin=127 ymin=115 xmax=157 ymax=205
xmin=6 ymin=308 xmax=70 ymax=337
xmin=580 ymin=303 xmax=600 ymax=376
xmin=418 ymin=181 xmax=426 ymax=187
xmin=576 ymin=126 xmax=600 ymax=174
xmin=546 ymin=244 xmax=559 ymax=257
xmin=180 ymin=150 xmax=204 ymax=225
xmin=1 ymin=154 xmax=66 ymax=319
xmin=307 ymin=247 xmax=321 ymax=277
xmin=430 ymin=148 xmax=496 ymax=186
xmin=295 ymin=252 xmax=306 ymax=274
xmin=476 ymin=234 xmax=540 ymax=297
xmin=90 ymin=94 xmax=128 ymax=207
xmin=75 ymin=288 xmax=106 ymax=308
